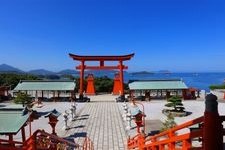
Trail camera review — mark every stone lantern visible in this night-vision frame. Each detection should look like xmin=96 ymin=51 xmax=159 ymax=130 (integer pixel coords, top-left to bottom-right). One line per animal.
xmin=132 ymin=108 xmax=144 ymax=133
xmin=71 ymin=102 xmax=77 ymax=121
xmin=44 ymin=109 xmax=61 ymax=135
xmin=62 ymin=111 xmax=69 ymax=130
xmin=126 ymin=110 xmax=132 ymax=130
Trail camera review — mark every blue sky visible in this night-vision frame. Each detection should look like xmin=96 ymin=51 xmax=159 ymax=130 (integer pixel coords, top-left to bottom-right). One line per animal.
xmin=0 ymin=0 xmax=224 ymax=72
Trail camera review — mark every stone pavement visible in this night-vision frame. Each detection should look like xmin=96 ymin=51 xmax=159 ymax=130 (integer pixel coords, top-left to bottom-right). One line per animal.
xmin=58 ymin=95 xmax=127 ymax=150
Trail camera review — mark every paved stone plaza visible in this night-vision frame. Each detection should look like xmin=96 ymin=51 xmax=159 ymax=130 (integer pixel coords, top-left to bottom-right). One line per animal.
xmin=0 ymin=95 xmax=128 ymax=150
xmin=59 ymin=98 xmax=127 ymax=150
xmin=1 ymin=94 xmax=225 ymax=149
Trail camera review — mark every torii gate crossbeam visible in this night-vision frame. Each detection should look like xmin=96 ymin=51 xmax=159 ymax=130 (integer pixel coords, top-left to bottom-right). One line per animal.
xmin=69 ymin=53 xmax=134 ymax=100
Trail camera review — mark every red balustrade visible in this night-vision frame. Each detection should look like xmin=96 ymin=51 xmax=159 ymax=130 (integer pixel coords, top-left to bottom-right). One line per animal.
xmin=128 ymin=94 xmax=225 ymax=150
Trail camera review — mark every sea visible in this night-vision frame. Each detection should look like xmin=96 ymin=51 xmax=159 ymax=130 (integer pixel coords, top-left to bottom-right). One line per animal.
xmin=125 ymin=72 xmax=225 ymax=92
xmin=75 ymin=72 xmax=225 ymax=92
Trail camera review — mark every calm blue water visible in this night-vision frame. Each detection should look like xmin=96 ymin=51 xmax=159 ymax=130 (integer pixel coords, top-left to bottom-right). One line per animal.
xmin=124 ymin=72 xmax=225 ymax=92
xmin=76 ymin=72 xmax=225 ymax=92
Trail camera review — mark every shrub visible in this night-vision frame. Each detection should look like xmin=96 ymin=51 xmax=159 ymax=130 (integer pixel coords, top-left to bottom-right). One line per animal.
xmin=165 ymin=95 xmax=185 ymax=112
xmin=14 ymin=92 xmax=32 ymax=107
xmin=160 ymin=113 xmax=177 ymax=132
xmin=209 ymin=85 xmax=225 ymax=90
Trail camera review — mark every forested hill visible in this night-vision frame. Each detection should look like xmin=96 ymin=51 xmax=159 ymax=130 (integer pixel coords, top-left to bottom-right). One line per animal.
xmin=0 ymin=73 xmax=128 ymax=93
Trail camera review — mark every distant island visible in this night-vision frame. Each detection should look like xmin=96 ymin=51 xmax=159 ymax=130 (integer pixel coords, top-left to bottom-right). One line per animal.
xmin=158 ymin=70 xmax=171 ymax=74
xmin=0 ymin=64 xmax=79 ymax=75
xmin=0 ymin=63 xmax=172 ymax=77
xmin=131 ymin=71 xmax=154 ymax=75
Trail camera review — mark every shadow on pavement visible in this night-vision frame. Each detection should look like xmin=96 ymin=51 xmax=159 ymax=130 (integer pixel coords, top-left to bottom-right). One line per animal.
xmin=79 ymin=114 xmax=89 ymax=117
xmin=76 ymin=117 xmax=89 ymax=120
xmin=0 ymin=104 xmax=6 ymax=107
xmin=64 ymin=132 xmax=87 ymax=143
xmin=69 ymin=125 xmax=85 ymax=129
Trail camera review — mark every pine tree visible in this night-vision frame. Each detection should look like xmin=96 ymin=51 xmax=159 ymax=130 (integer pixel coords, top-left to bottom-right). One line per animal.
xmin=14 ymin=92 xmax=32 ymax=107
xmin=160 ymin=113 xmax=177 ymax=132
xmin=165 ymin=95 xmax=185 ymax=111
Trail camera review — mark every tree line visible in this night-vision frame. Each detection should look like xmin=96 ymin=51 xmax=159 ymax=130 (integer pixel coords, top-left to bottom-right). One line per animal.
xmin=0 ymin=73 xmax=128 ymax=93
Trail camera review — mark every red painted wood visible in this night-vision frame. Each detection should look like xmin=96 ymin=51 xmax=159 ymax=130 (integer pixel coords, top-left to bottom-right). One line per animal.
xmin=76 ymin=65 xmax=128 ymax=70
xmin=69 ymin=53 xmax=134 ymax=97
xmin=86 ymin=74 xmax=96 ymax=95
xmin=80 ymin=61 xmax=85 ymax=96
xmin=119 ymin=61 xmax=124 ymax=96
xmin=21 ymin=126 xmax=26 ymax=142
xmin=113 ymin=73 xmax=121 ymax=95
xmin=69 ymin=53 xmax=134 ymax=61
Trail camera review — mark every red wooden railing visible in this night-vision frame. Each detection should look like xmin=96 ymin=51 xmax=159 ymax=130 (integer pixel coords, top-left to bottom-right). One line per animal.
xmin=128 ymin=115 xmax=225 ymax=150
xmin=82 ymin=137 xmax=94 ymax=150
xmin=128 ymin=94 xmax=225 ymax=150
xmin=0 ymin=129 xmax=94 ymax=150
xmin=0 ymin=138 xmax=26 ymax=150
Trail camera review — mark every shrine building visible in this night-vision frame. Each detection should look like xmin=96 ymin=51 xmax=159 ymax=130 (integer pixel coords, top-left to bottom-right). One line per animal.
xmin=128 ymin=79 xmax=189 ymax=100
xmin=13 ymin=80 xmax=76 ymax=101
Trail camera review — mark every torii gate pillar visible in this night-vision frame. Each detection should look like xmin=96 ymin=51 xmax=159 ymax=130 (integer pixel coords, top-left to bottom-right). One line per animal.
xmin=79 ymin=61 xmax=85 ymax=100
xmin=69 ymin=53 xmax=134 ymax=101
xmin=119 ymin=60 xmax=125 ymax=99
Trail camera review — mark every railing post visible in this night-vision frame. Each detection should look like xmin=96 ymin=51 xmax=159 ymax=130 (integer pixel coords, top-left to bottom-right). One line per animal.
xmin=138 ymin=134 xmax=145 ymax=150
xmin=182 ymin=139 xmax=191 ymax=150
xmin=203 ymin=93 xmax=223 ymax=150
xmin=151 ymin=137 xmax=158 ymax=150
xmin=159 ymin=144 xmax=164 ymax=150
xmin=27 ymin=134 xmax=36 ymax=150
xmin=168 ymin=130 xmax=175 ymax=149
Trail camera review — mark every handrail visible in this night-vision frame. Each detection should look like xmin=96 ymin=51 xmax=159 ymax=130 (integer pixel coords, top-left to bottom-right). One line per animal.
xmin=37 ymin=129 xmax=80 ymax=148
xmin=22 ymin=129 xmax=80 ymax=149
xmin=147 ymin=116 xmax=204 ymax=140
xmin=0 ymin=138 xmax=26 ymax=150
xmin=0 ymin=138 xmax=24 ymax=145
xmin=0 ymin=129 xmax=94 ymax=150
xmin=128 ymin=116 xmax=204 ymax=149
xmin=127 ymin=134 xmax=140 ymax=148
xmin=82 ymin=137 xmax=94 ymax=150
xmin=128 ymin=115 xmax=225 ymax=149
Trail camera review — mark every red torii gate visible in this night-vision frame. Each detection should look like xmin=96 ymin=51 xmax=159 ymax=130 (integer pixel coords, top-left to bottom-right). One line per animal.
xmin=69 ymin=53 xmax=134 ymax=100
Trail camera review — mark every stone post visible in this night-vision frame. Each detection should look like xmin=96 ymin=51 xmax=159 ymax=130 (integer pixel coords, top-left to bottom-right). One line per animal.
xmin=72 ymin=103 xmax=77 ymax=118
xmin=62 ymin=111 xmax=69 ymax=130
xmin=126 ymin=110 xmax=132 ymax=130
xmin=70 ymin=105 xmax=74 ymax=121
xmin=203 ymin=93 xmax=223 ymax=150
xmin=123 ymin=104 xmax=128 ymax=121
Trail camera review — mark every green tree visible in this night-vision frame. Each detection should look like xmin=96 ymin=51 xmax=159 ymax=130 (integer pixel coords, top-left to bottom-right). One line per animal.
xmin=160 ymin=113 xmax=177 ymax=132
xmin=0 ymin=73 xmax=39 ymax=89
xmin=14 ymin=92 xmax=32 ymax=107
xmin=209 ymin=84 xmax=225 ymax=90
xmin=94 ymin=76 xmax=113 ymax=92
xmin=165 ymin=95 xmax=185 ymax=111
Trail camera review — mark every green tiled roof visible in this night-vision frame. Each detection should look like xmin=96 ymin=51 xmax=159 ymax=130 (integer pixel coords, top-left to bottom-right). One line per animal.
xmin=14 ymin=80 xmax=76 ymax=91
xmin=0 ymin=107 xmax=30 ymax=134
xmin=129 ymin=79 xmax=188 ymax=90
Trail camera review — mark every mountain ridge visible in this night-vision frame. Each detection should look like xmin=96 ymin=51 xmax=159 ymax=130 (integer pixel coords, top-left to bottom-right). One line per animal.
xmin=0 ymin=64 xmax=24 ymax=73
xmin=0 ymin=63 xmax=171 ymax=75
